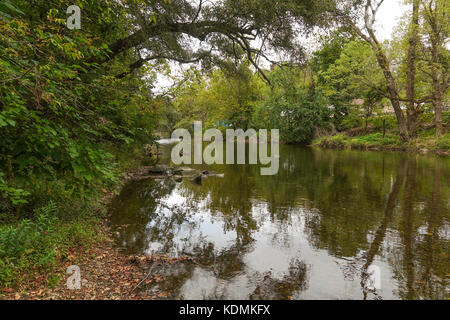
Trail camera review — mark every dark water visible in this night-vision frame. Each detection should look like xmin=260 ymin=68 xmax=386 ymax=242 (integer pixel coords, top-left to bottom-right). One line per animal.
xmin=109 ymin=143 xmax=450 ymax=300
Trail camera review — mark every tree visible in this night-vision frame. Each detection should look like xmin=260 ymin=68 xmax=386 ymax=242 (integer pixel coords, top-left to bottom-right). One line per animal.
xmin=318 ymin=40 xmax=386 ymax=130
xmin=420 ymin=0 xmax=450 ymax=136
xmin=85 ymin=0 xmax=335 ymax=81
xmin=337 ymin=0 xmax=409 ymax=141
xmin=405 ymin=0 xmax=421 ymax=137
xmin=311 ymin=31 xmax=355 ymax=127
xmin=253 ymin=66 xmax=331 ymax=143
xmin=173 ymin=61 xmax=265 ymax=130
xmin=336 ymin=0 xmax=450 ymax=139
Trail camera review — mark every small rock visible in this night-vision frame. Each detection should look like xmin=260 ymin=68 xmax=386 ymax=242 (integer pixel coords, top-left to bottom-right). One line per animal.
xmin=148 ymin=165 xmax=168 ymax=174
xmin=191 ymin=175 xmax=202 ymax=185
xmin=179 ymin=167 xmax=197 ymax=173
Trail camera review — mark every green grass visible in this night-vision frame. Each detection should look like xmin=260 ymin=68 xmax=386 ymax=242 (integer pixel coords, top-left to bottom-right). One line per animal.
xmin=313 ymin=132 xmax=450 ymax=152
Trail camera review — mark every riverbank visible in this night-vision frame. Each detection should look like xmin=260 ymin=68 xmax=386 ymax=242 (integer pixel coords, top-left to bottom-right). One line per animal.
xmin=312 ymin=133 xmax=450 ymax=156
xmin=0 ymin=162 xmax=191 ymax=300
xmin=0 ymin=142 xmax=181 ymax=300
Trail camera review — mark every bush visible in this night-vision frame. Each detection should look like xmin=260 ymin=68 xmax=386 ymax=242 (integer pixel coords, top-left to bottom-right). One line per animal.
xmin=339 ymin=113 xmax=363 ymax=131
xmin=314 ymin=134 xmax=349 ymax=148
xmin=0 ymin=202 xmax=58 ymax=286
xmin=255 ymin=93 xmax=331 ymax=144
xmin=0 ymin=201 xmax=101 ymax=288
xmin=368 ymin=116 xmax=398 ymax=131
xmin=436 ymin=134 xmax=450 ymax=150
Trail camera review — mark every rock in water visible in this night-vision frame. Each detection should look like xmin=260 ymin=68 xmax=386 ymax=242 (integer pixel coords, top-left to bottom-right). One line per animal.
xmin=148 ymin=165 xmax=169 ymax=175
xmin=179 ymin=167 xmax=197 ymax=173
xmin=191 ymin=175 xmax=202 ymax=185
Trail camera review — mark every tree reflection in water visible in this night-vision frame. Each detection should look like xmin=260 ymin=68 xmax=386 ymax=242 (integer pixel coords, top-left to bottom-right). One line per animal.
xmin=109 ymin=145 xmax=450 ymax=300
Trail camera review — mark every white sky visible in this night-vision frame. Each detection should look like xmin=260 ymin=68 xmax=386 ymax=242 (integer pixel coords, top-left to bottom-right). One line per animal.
xmin=376 ymin=0 xmax=408 ymax=40
xmin=153 ymin=0 xmax=409 ymax=93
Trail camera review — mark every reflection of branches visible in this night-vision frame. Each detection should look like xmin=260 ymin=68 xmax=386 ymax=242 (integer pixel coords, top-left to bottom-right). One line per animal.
xmin=249 ymin=259 xmax=309 ymax=300
xmin=193 ymin=242 xmax=251 ymax=279
xmin=339 ymin=159 xmax=407 ymax=299
xmin=383 ymin=161 xmax=448 ymax=300
xmin=417 ymin=167 xmax=444 ymax=298
xmin=398 ymin=160 xmax=417 ymax=300
xmin=109 ymin=179 xmax=178 ymax=253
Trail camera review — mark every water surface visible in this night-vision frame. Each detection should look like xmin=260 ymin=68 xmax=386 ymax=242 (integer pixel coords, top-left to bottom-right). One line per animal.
xmin=109 ymin=144 xmax=450 ymax=300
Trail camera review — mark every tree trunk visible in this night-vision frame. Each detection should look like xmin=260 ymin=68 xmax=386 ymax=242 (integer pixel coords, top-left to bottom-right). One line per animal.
xmin=350 ymin=3 xmax=409 ymax=142
xmin=432 ymin=56 xmax=443 ymax=136
xmin=445 ymin=118 xmax=450 ymax=134
xmin=373 ymin=48 xmax=409 ymax=141
xmin=427 ymin=1 xmax=444 ymax=137
xmin=405 ymin=0 xmax=420 ymax=137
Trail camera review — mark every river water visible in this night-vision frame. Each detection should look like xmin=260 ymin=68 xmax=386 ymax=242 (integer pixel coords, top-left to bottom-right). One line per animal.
xmin=109 ymin=143 xmax=450 ymax=300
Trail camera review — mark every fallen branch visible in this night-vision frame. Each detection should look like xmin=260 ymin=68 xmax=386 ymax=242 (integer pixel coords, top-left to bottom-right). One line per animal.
xmin=128 ymin=263 xmax=156 ymax=295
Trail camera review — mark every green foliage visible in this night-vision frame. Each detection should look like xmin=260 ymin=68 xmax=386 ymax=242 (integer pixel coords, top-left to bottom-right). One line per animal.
xmin=0 ymin=0 xmax=160 ymax=288
xmin=253 ymin=67 xmax=331 ymax=143
xmin=174 ymin=62 xmax=265 ymax=131
xmin=351 ymin=133 xmax=402 ymax=146
xmin=0 ymin=200 xmax=102 ymax=287
xmin=0 ymin=202 xmax=58 ymax=286
xmin=0 ymin=1 xmax=159 ymax=206
xmin=317 ymin=40 xmax=386 ymax=130
xmin=339 ymin=113 xmax=363 ymax=131
xmin=313 ymin=132 xmax=450 ymax=152
xmin=436 ymin=134 xmax=450 ymax=150
xmin=0 ymin=172 xmax=30 ymax=205
xmin=368 ymin=116 xmax=398 ymax=131
xmin=255 ymin=93 xmax=330 ymax=143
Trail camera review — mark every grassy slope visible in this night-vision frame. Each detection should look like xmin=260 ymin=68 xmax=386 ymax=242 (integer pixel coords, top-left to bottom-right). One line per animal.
xmin=312 ymin=132 xmax=450 ymax=155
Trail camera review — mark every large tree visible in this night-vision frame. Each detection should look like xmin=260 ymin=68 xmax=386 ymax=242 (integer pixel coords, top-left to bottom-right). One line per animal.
xmin=420 ymin=0 xmax=450 ymax=136
xmin=335 ymin=0 xmax=449 ymax=140
xmin=336 ymin=0 xmax=410 ymax=141
xmin=87 ymin=0 xmax=334 ymax=80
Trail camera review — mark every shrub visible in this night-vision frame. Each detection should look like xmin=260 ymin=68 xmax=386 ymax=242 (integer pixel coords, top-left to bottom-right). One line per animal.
xmin=314 ymin=134 xmax=349 ymax=148
xmin=368 ymin=116 xmax=398 ymax=130
xmin=0 ymin=201 xmax=101 ymax=288
xmin=339 ymin=113 xmax=363 ymax=131
xmin=0 ymin=202 xmax=57 ymax=286
xmin=436 ymin=134 xmax=450 ymax=150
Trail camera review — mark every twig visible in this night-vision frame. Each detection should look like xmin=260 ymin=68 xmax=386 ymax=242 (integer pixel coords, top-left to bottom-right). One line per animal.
xmin=128 ymin=262 xmax=155 ymax=295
